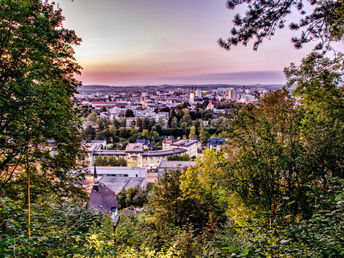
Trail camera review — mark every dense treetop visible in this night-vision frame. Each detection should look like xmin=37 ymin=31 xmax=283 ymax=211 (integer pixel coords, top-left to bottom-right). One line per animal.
xmin=0 ymin=0 xmax=86 ymax=199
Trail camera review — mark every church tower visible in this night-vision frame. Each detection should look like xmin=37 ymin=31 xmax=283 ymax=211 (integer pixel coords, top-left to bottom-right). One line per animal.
xmin=189 ymin=87 xmax=195 ymax=103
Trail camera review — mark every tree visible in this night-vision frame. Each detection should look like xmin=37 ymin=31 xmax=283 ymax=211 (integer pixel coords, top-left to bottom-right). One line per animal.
xmin=158 ymin=117 xmax=165 ymax=128
xmin=137 ymin=118 xmax=143 ymax=131
xmin=142 ymin=117 xmax=151 ymax=130
xmin=220 ymin=0 xmax=344 ymax=51
xmin=94 ymin=156 xmax=127 ymax=166
xmin=120 ymin=118 xmax=127 ymax=128
xmin=221 ymin=89 xmax=324 ymax=218
xmin=181 ymin=111 xmax=192 ymax=127
xmin=117 ymin=185 xmax=148 ymax=209
xmin=87 ymin=112 xmax=97 ymax=122
xmin=83 ymin=125 xmax=96 ymax=142
xmin=148 ymin=169 xmax=205 ymax=229
xmin=80 ymin=104 xmax=94 ymax=117
xmin=0 ymin=0 xmax=86 ymax=199
xmin=180 ymin=149 xmax=229 ymax=228
xmin=218 ymin=0 xmax=344 ymax=218
xmin=96 ymin=117 xmax=109 ymax=131
xmin=113 ymin=118 xmax=121 ymax=129
xmin=125 ymin=109 xmax=135 ymax=118
xmin=0 ymin=197 xmax=115 ymax=256
xmin=200 ymin=127 xmax=210 ymax=145
xmin=285 ymin=52 xmax=344 ymax=179
xmin=167 ymin=154 xmax=191 ymax=161
xmin=171 ymin=117 xmax=178 ymax=129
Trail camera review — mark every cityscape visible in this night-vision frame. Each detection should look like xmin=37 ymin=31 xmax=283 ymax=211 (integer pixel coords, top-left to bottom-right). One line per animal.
xmin=1 ymin=0 xmax=343 ymax=256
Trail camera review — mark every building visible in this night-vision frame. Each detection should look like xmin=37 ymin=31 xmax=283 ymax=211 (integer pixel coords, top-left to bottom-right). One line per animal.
xmin=162 ymin=137 xmax=175 ymax=150
xmin=89 ymin=142 xmax=189 ymax=168
xmin=135 ymin=139 xmax=152 ymax=149
xmin=89 ymin=166 xmax=147 ymax=178
xmin=97 ymin=176 xmax=146 ymax=195
xmin=189 ymin=88 xmax=195 ymax=103
xmin=125 ymin=143 xmax=144 ymax=167
xmin=207 ymin=138 xmax=226 ymax=152
xmin=206 ymin=101 xmax=214 ymax=111
xmin=226 ymin=89 xmax=237 ymax=101
xmin=88 ymin=182 xmax=118 ymax=213
xmin=195 ymin=88 xmax=202 ymax=98
xmin=163 ymin=139 xmax=200 ymax=158
xmin=157 ymin=160 xmax=196 ymax=177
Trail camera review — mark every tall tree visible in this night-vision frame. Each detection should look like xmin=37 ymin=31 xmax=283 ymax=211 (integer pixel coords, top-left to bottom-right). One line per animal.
xmin=285 ymin=52 xmax=344 ymax=179
xmin=189 ymin=126 xmax=196 ymax=139
xmin=148 ymin=169 xmax=206 ymax=229
xmin=0 ymin=0 xmax=86 ymax=199
xmin=222 ymin=89 xmax=313 ymax=217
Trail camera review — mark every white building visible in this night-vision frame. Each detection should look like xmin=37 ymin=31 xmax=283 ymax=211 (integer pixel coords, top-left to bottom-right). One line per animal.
xmin=89 ymin=166 xmax=147 ymax=178
xmin=195 ymin=88 xmax=202 ymax=98
xmin=157 ymin=160 xmax=196 ymax=177
xmin=162 ymin=139 xmax=200 ymax=158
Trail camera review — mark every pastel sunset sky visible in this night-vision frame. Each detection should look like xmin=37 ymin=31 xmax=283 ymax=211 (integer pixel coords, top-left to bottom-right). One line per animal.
xmin=55 ymin=0 xmax=314 ymax=86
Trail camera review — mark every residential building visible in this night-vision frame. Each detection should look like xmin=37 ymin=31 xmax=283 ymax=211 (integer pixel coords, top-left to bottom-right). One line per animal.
xmin=163 ymin=139 xmax=200 ymax=158
xmin=157 ymin=160 xmax=196 ymax=177
xmin=207 ymin=138 xmax=226 ymax=152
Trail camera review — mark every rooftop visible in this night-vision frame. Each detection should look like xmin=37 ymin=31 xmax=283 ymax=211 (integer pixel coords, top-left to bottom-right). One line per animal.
xmin=158 ymin=160 xmax=196 ymax=169
xmin=143 ymin=148 xmax=187 ymax=157
xmin=171 ymin=139 xmax=199 ymax=147
xmin=208 ymin=138 xmax=227 ymax=145
xmin=88 ymin=182 xmax=118 ymax=213
xmin=93 ymin=150 xmax=126 ymax=155
xmin=98 ymin=176 xmax=145 ymax=194
xmin=125 ymin=143 xmax=144 ymax=153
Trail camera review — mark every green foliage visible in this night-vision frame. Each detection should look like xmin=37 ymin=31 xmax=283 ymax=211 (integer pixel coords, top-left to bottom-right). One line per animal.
xmin=0 ymin=197 xmax=114 ymax=257
xmin=167 ymin=154 xmax=191 ymax=161
xmin=189 ymin=125 xmax=196 ymax=139
xmin=80 ymin=104 xmax=94 ymax=117
xmin=83 ymin=125 xmax=96 ymax=141
xmin=286 ymin=52 xmax=344 ymax=178
xmin=117 ymin=185 xmax=148 ymax=209
xmin=213 ymin=177 xmax=344 ymax=257
xmin=200 ymin=127 xmax=210 ymax=145
xmin=94 ymin=156 xmax=127 ymax=166
xmin=148 ymin=169 xmax=207 ymax=229
xmin=222 ymin=89 xmax=318 ymax=218
xmin=114 ymin=214 xmax=207 ymax=256
xmin=180 ymin=149 xmax=229 ymax=227
xmin=171 ymin=117 xmax=178 ymax=128
xmin=0 ymin=0 xmax=86 ymax=199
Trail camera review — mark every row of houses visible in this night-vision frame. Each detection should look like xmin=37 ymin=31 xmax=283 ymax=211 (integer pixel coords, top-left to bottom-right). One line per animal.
xmin=88 ymin=138 xmax=200 ymax=168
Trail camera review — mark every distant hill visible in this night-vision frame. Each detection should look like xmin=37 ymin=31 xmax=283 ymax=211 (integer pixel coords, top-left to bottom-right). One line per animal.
xmin=79 ymin=84 xmax=283 ymax=92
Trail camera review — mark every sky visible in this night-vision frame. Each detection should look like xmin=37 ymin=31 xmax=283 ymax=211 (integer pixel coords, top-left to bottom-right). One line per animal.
xmin=55 ymin=0 xmax=314 ymax=86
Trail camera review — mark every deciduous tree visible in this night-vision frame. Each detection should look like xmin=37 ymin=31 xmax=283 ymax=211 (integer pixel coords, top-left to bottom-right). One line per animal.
xmin=0 ymin=0 xmax=86 ymax=199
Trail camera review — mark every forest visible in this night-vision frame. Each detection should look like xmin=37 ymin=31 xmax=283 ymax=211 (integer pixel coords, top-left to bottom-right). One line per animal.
xmin=1 ymin=0 xmax=344 ymax=257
